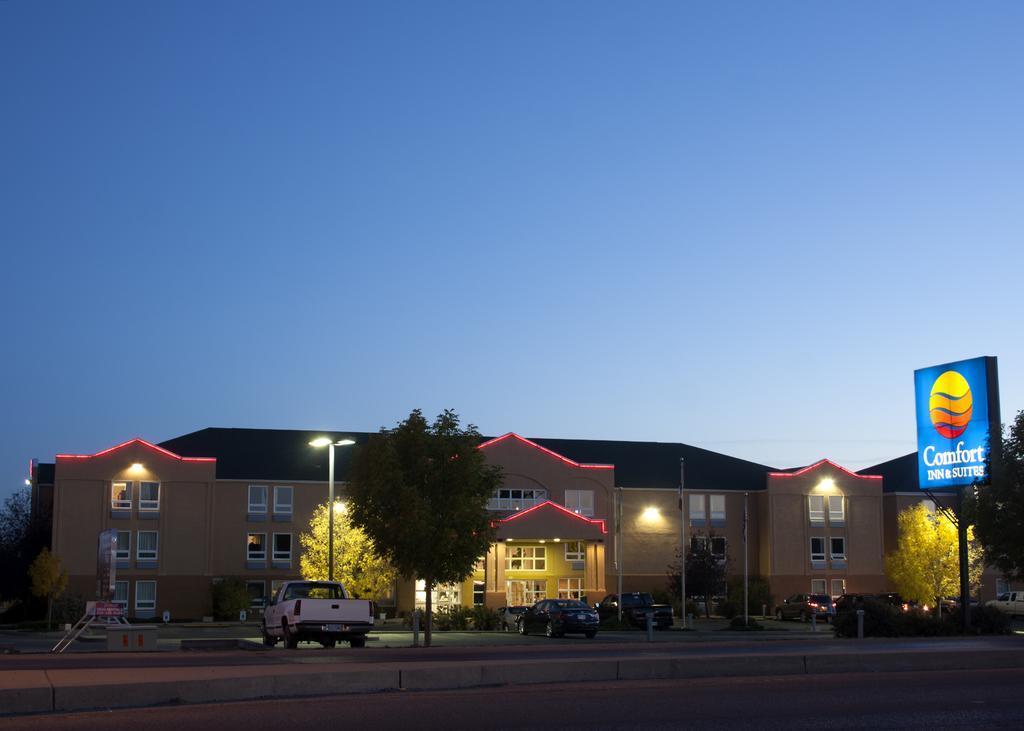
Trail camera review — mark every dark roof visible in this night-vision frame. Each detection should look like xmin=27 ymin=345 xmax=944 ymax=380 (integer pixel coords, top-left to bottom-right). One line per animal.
xmin=858 ymin=452 xmax=947 ymax=493
xmin=159 ymin=427 xmax=776 ymax=491
xmin=35 ymin=462 xmax=55 ymax=485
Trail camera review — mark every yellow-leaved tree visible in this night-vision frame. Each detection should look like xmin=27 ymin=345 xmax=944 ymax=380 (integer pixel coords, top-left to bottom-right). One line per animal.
xmin=28 ymin=547 xmax=68 ymax=630
xmin=299 ymin=501 xmax=397 ymax=601
xmin=885 ymin=503 xmax=983 ymax=615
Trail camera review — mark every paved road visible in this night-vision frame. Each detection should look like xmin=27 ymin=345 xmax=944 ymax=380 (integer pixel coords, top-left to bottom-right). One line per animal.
xmin=4 ymin=668 xmax=1022 ymax=729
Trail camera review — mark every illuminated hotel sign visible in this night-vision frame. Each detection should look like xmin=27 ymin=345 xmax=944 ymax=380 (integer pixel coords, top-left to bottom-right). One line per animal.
xmin=914 ymin=356 xmax=999 ymax=490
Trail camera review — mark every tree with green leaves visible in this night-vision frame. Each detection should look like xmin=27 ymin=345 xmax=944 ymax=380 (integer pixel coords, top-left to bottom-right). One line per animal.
xmin=28 ymin=547 xmax=68 ymax=629
xmin=299 ymin=501 xmax=397 ymax=600
xmin=666 ymin=535 xmax=729 ymax=618
xmin=348 ymin=409 xmax=503 ymax=646
xmin=969 ymin=410 xmax=1024 ymax=580
xmin=885 ymin=503 xmax=983 ymax=619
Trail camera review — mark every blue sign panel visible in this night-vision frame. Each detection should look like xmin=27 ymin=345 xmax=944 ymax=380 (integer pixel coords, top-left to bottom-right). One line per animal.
xmin=914 ymin=356 xmax=998 ymax=490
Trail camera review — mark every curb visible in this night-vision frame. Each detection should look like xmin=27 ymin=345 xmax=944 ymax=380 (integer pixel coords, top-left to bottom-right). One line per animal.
xmin=3 ymin=647 xmax=1023 ymax=717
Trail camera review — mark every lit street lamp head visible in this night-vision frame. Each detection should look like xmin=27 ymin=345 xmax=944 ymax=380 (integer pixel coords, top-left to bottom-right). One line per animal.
xmin=309 ymin=437 xmax=356 ymax=448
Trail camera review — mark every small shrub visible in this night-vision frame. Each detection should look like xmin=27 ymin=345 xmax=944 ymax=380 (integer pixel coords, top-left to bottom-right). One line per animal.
xmin=833 ymin=599 xmax=900 ymax=638
xmin=726 ymin=576 xmax=773 ymax=618
xmin=210 ymin=578 xmax=250 ymax=621
xmin=717 ymin=599 xmax=739 ymax=619
xmin=954 ymin=605 xmax=1012 ymax=635
xmin=52 ymin=593 xmax=86 ymax=625
xmin=470 ymin=605 xmax=500 ymax=631
xmin=432 ymin=605 xmax=472 ymax=631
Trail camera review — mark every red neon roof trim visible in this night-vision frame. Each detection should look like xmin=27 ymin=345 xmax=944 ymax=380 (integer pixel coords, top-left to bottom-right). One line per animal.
xmin=478 ymin=433 xmax=613 ymax=470
xmin=56 ymin=438 xmax=216 ymax=463
xmin=767 ymin=459 xmax=881 ymax=480
xmin=490 ymin=500 xmax=607 ymax=534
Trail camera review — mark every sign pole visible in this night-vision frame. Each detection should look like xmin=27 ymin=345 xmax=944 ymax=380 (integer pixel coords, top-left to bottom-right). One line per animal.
xmin=679 ymin=459 xmax=686 ymax=627
xmin=957 ymin=486 xmax=971 ymax=631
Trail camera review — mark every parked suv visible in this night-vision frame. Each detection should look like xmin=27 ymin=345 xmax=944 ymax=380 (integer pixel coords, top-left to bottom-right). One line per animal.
xmin=775 ymin=594 xmax=835 ymax=622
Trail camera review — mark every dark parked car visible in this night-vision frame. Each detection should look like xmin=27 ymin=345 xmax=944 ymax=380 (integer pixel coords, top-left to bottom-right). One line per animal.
xmin=517 ymin=599 xmax=599 ymax=638
xmin=595 ymin=593 xmax=673 ymax=629
xmin=775 ymin=593 xmax=835 ymax=622
xmin=498 ymin=605 xmax=528 ymax=631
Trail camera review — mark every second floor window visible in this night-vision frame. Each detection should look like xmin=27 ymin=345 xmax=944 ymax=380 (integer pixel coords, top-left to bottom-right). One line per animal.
xmin=274 ymin=486 xmax=293 ymax=515
xmin=272 ymin=533 xmax=292 ymax=561
xmin=810 ymin=536 xmax=825 ymax=563
xmin=137 ymin=531 xmax=158 ymax=560
xmin=247 ymin=533 xmax=266 ymax=561
xmin=564 ymin=490 xmax=594 ymax=516
xmin=115 ymin=530 xmax=130 ymax=560
xmin=564 ymin=541 xmax=585 ymax=561
xmin=111 ymin=481 xmax=132 ymax=510
xmin=506 ymin=545 xmax=546 ymax=571
xmin=488 ymin=487 xmax=547 ymax=511
xmin=830 ymin=536 xmax=846 ymax=560
xmin=692 ymin=535 xmax=727 ymax=558
xmin=248 ymin=485 xmax=268 ymax=513
xmin=139 ymin=482 xmax=160 ymax=511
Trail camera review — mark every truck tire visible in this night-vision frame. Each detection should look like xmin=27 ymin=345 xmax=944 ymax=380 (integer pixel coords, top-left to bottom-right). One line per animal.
xmin=321 ymin=640 xmax=336 ymax=649
xmin=518 ymin=620 xmax=527 ymax=635
xmin=350 ymin=636 xmax=366 ymax=648
xmin=283 ymin=621 xmax=299 ymax=649
xmin=585 ymin=630 xmax=597 ymax=639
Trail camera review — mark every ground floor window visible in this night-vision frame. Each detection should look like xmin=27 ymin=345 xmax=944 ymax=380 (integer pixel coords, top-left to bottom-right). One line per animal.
xmin=507 ymin=579 xmax=546 ymax=605
xmin=558 ymin=577 xmax=584 ymax=600
xmin=135 ymin=580 xmax=156 ymax=611
xmin=472 ymin=581 xmax=485 ymax=606
xmin=810 ymin=579 xmax=827 ymax=595
xmin=564 ymin=541 xmax=585 ymax=561
xmin=414 ymin=580 xmax=461 ymax=610
xmin=247 ymin=581 xmax=266 ymax=609
xmin=830 ymin=579 xmax=846 ymax=598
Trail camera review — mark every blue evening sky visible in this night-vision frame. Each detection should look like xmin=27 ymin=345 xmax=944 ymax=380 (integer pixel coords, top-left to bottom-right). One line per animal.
xmin=2 ymin=1 xmax=1022 ymax=498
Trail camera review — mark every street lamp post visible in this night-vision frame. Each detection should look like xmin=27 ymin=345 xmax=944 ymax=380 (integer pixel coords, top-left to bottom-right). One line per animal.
xmin=309 ymin=437 xmax=356 ymax=582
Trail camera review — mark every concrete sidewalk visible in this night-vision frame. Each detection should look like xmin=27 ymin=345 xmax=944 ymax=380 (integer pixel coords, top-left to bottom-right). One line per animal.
xmin=3 ymin=637 xmax=1024 ymax=717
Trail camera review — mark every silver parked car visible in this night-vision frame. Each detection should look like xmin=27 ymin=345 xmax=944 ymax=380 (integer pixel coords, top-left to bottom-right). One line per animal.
xmin=498 ymin=605 xmax=529 ymax=631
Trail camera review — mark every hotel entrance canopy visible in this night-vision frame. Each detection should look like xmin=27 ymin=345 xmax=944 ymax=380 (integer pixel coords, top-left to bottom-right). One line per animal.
xmin=491 ymin=501 xmax=607 ymax=541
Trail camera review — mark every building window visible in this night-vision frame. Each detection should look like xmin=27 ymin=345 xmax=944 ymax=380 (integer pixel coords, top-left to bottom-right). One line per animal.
xmin=830 ymin=536 xmax=846 ymax=561
xmin=137 ymin=531 xmax=158 ymax=560
xmin=506 ymin=545 xmax=546 ymax=571
xmin=689 ymin=494 xmax=706 ymax=525
xmin=709 ymin=494 xmax=726 ymax=527
xmin=111 ymin=481 xmax=132 ymax=510
xmin=810 ymin=579 xmax=827 ymax=595
xmin=558 ymin=577 xmax=584 ymax=600
xmin=247 ymin=581 xmax=266 ymax=609
xmin=272 ymin=533 xmax=292 ymax=562
xmin=113 ymin=580 xmax=129 ymax=609
xmin=810 ymin=537 xmax=826 ymax=564
xmin=831 ymin=579 xmax=846 ymax=598
xmin=273 ymin=486 xmax=293 ymax=516
xmin=691 ymin=535 xmax=727 ymax=559
xmin=808 ymin=495 xmax=825 ymax=525
xmin=248 ymin=485 xmax=268 ymax=514
xmin=247 ymin=533 xmax=267 ymax=562
xmin=115 ymin=531 xmax=130 ymax=561
xmin=506 ymin=579 xmax=546 ymax=605
xmin=488 ymin=487 xmax=547 ymax=511
xmin=828 ymin=495 xmax=844 ymax=526
xmin=564 ymin=541 xmax=585 ymax=561
xmin=472 ymin=580 xmax=485 ymax=606
xmin=139 ymin=481 xmax=160 ymax=511
xmin=996 ymin=578 xmax=1010 ymax=596
xmin=135 ymin=580 xmax=156 ymax=611
xmin=564 ymin=490 xmax=594 ymax=517
xmin=473 ymin=556 xmax=486 ymax=572
xmin=415 ymin=580 xmax=461 ymax=610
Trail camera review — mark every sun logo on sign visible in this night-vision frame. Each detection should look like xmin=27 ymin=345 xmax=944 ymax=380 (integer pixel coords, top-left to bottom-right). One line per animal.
xmin=928 ymin=370 xmax=973 ymax=439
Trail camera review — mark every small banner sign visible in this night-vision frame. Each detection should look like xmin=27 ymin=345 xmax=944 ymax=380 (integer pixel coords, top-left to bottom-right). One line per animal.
xmin=87 ymin=601 xmax=124 ymax=618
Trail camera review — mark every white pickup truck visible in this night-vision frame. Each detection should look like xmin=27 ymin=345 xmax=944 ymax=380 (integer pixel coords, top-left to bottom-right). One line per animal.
xmin=262 ymin=580 xmax=374 ymax=649
xmin=987 ymin=591 xmax=1024 ymax=618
